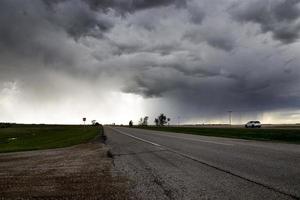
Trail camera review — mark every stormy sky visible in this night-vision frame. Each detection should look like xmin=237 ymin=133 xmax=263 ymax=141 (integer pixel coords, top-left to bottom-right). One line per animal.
xmin=1 ymin=0 xmax=300 ymax=124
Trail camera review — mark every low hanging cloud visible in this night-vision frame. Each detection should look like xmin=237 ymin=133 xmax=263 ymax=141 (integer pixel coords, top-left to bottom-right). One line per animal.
xmin=83 ymin=0 xmax=187 ymax=13
xmin=0 ymin=0 xmax=300 ymax=124
xmin=230 ymin=0 xmax=300 ymax=44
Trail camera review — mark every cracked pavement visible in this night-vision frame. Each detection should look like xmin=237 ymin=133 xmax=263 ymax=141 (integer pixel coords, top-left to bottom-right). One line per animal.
xmin=106 ymin=126 xmax=300 ymax=200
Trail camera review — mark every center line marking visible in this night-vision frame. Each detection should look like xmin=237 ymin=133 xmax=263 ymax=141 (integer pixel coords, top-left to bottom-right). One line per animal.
xmin=140 ymin=131 xmax=234 ymax=146
xmin=110 ymin=127 xmax=162 ymax=147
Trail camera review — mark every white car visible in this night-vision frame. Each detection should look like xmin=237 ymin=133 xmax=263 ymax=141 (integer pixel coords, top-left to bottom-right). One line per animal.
xmin=245 ymin=121 xmax=261 ymax=128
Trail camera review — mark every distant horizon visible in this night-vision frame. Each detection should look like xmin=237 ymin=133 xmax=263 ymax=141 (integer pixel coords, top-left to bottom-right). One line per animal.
xmin=2 ymin=122 xmax=300 ymax=126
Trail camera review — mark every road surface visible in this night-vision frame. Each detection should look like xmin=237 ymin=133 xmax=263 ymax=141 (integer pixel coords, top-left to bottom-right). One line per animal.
xmin=106 ymin=126 xmax=300 ymax=200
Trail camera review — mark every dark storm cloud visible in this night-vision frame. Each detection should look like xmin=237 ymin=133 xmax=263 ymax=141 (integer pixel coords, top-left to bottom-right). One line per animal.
xmin=51 ymin=1 xmax=114 ymax=39
xmin=83 ymin=0 xmax=186 ymax=13
xmin=187 ymin=2 xmax=205 ymax=24
xmin=1 ymin=0 xmax=300 ymax=123
xmin=0 ymin=0 xmax=113 ymax=43
xmin=230 ymin=0 xmax=300 ymax=44
xmin=0 ymin=0 xmax=113 ymax=75
xmin=183 ymin=29 xmax=235 ymax=51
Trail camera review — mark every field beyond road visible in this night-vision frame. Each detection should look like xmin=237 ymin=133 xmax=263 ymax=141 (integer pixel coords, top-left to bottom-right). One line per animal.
xmin=0 ymin=124 xmax=100 ymax=153
xmin=135 ymin=126 xmax=300 ymax=144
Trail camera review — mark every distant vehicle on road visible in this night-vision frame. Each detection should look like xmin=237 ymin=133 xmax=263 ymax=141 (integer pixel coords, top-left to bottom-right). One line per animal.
xmin=245 ymin=121 xmax=261 ymax=128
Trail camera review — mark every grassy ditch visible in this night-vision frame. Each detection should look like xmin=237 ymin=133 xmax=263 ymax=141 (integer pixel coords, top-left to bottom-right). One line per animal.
xmin=0 ymin=124 xmax=101 ymax=153
xmin=136 ymin=126 xmax=300 ymax=144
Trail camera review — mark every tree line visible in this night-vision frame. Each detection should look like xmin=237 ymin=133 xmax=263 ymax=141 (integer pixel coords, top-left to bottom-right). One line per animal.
xmin=129 ymin=113 xmax=170 ymax=127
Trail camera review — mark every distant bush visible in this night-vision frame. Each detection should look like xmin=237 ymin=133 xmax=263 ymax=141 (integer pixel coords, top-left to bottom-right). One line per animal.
xmin=0 ymin=123 xmax=14 ymax=128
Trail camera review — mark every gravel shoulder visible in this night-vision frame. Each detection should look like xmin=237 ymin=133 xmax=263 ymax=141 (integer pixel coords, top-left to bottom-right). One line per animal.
xmin=0 ymin=141 xmax=132 ymax=199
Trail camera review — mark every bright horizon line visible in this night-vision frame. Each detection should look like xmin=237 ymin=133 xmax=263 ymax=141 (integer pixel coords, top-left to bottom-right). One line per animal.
xmin=1 ymin=122 xmax=299 ymax=125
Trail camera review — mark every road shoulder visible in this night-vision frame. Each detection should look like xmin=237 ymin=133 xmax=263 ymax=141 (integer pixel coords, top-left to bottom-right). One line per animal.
xmin=0 ymin=142 xmax=132 ymax=199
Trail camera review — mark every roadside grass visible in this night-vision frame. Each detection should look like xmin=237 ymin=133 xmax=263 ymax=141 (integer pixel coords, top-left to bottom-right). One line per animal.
xmin=0 ymin=124 xmax=101 ymax=153
xmin=135 ymin=126 xmax=300 ymax=144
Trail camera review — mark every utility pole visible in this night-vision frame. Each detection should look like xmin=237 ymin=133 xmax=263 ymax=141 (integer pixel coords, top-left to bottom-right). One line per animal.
xmin=228 ymin=111 xmax=232 ymax=126
xmin=177 ymin=116 xmax=180 ymax=126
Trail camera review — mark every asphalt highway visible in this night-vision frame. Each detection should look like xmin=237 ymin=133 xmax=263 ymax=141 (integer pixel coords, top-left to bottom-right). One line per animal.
xmin=105 ymin=126 xmax=300 ymax=200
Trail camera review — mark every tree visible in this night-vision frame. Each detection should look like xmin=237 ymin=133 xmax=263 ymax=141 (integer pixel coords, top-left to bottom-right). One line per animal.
xmin=154 ymin=118 xmax=159 ymax=126
xmin=142 ymin=116 xmax=149 ymax=126
xmin=91 ymin=120 xmax=97 ymax=125
xmin=138 ymin=118 xmax=143 ymax=126
xmin=129 ymin=120 xmax=133 ymax=127
xmin=138 ymin=116 xmax=149 ymax=126
xmin=155 ymin=114 xmax=170 ymax=126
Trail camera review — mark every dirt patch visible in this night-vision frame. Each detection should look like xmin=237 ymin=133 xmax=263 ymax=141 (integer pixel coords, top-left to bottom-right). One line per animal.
xmin=0 ymin=142 xmax=132 ymax=199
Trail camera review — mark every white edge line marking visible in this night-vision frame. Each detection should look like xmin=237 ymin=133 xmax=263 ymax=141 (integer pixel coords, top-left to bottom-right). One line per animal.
xmin=111 ymin=127 xmax=233 ymax=146
xmin=133 ymin=128 xmax=234 ymax=146
xmin=108 ymin=127 xmax=213 ymax=164
xmin=110 ymin=127 xmax=162 ymax=147
xmin=155 ymin=133 xmax=234 ymax=146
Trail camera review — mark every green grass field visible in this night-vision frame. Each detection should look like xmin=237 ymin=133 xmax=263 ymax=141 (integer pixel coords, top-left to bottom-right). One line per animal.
xmin=0 ymin=124 xmax=101 ymax=153
xmin=136 ymin=126 xmax=300 ymax=144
